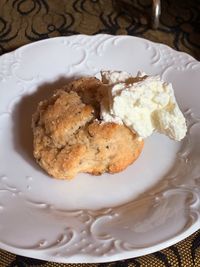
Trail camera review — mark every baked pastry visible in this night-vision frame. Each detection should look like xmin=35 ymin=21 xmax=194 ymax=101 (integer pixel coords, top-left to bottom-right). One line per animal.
xmin=32 ymin=77 xmax=144 ymax=179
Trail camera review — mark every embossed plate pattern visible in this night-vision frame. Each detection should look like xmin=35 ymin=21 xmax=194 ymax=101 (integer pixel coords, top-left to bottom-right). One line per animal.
xmin=0 ymin=35 xmax=200 ymax=263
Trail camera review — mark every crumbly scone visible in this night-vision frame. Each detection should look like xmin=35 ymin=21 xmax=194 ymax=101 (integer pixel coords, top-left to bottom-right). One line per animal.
xmin=32 ymin=77 xmax=144 ymax=179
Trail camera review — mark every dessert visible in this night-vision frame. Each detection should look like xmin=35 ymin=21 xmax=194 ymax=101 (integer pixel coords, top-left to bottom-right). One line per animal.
xmin=32 ymin=71 xmax=187 ymax=179
xmin=32 ymin=77 xmax=144 ymax=179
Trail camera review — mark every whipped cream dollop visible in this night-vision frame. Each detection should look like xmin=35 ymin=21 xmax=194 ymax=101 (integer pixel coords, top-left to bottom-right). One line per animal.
xmin=100 ymin=70 xmax=187 ymax=141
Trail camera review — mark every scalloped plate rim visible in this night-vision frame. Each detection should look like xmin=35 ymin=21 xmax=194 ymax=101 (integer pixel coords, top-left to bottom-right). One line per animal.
xmin=0 ymin=34 xmax=200 ymax=263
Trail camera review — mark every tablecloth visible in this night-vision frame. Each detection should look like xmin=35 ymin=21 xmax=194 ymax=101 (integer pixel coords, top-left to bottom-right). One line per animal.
xmin=0 ymin=0 xmax=199 ymax=266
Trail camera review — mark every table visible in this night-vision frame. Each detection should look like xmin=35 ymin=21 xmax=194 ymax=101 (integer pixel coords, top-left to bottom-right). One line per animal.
xmin=0 ymin=0 xmax=199 ymax=266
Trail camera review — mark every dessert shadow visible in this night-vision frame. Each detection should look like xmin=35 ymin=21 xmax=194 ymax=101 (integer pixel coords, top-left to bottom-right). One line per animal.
xmin=12 ymin=75 xmax=80 ymax=171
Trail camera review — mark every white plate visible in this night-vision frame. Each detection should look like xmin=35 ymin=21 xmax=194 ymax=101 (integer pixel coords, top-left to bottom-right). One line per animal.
xmin=0 ymin=35 xmax=200 ymax=263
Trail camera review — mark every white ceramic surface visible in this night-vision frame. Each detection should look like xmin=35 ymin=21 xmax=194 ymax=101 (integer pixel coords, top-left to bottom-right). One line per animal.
xmin=0 ymin=35 xmax=200 ymax=263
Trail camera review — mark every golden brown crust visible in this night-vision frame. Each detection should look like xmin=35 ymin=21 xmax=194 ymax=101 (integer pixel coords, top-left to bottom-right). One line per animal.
xmin=32 ymin=77 xmax=144 ymax=179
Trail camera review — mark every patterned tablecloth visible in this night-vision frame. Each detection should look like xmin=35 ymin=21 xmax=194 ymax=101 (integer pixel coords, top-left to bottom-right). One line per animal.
xmin=0 ymin=0 xmax=199 ymax=266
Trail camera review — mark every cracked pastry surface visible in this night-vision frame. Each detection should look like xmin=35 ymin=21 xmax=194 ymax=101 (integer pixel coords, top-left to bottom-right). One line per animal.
xmin=32 ymin=77 xmax=144 ymax=179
